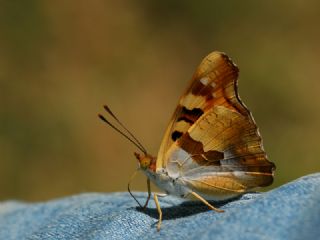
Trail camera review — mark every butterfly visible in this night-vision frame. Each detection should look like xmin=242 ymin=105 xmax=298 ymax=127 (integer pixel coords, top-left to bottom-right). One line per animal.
xmin=99 ymin=51 xmax=276 ymax=231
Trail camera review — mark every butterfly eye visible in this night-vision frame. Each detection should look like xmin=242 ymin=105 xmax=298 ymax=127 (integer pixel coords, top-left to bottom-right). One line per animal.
xmin=134 ymin=152 xmax=153 ymax=170
xmin=140 ymin=158 xmax=151 ymax=170
xmin=140 ymin=156 xmax=152 ymax=170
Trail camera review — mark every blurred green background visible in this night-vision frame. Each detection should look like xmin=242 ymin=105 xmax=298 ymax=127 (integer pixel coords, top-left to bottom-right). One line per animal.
xmin=0 ymin=1 xmax=319 ymax=201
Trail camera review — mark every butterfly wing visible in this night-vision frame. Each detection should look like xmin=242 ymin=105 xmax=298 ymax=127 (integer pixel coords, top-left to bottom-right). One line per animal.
xmin=156 ymin=51 xmax=275 ymax=194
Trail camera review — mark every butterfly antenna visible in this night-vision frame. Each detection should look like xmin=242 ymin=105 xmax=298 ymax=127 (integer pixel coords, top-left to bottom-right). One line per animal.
xmin=103 ymin=105 xmax=147 ymax=153
xmin=98 ymin=113 xmax=146 ymax=154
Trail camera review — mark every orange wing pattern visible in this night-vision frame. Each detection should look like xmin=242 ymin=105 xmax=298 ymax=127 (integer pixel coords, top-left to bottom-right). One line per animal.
xmin=156 ymin=51 xmax=275 ymax=191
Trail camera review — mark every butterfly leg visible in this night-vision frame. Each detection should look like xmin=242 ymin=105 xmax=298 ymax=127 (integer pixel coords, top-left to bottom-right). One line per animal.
xmin=143 ymin=178 xmax=151 ymax=209
xmin=189 ymin=191 xmax=224 ymax=213
xmin=153 ymin=193 xmax=162 ymax=231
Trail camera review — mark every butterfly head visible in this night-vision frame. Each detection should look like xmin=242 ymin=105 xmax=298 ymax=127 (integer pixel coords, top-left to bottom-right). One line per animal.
xmin=134 ymin=152 xmax=156 ymax=171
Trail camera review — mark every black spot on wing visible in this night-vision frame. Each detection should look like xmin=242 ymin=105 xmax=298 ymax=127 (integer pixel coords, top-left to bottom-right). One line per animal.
xmin=182 ymin=106 xmax=204 ymax=118
xmin=177 ymin=116 xmax=193 ymax=124
xmin=171 ymin=131 xmax=183 ymax=141
xmin=177 ymin=106 xmax=204 ymax=124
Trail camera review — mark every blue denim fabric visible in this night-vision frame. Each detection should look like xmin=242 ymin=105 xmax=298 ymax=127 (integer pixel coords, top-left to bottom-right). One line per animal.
xmin=0 ymin=173 xmax=319 ymax=240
